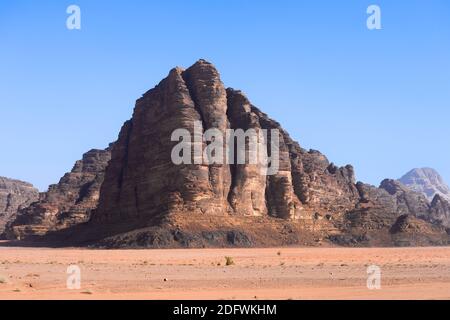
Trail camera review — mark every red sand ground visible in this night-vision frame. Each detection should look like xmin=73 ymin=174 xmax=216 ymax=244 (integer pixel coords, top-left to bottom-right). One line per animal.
xmin=0 ymin=245 xmax=449 ymax=300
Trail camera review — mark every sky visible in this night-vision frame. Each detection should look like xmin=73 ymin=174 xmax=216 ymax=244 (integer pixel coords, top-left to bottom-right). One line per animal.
xmin=0 ymin=0 xmax=449 ymax=191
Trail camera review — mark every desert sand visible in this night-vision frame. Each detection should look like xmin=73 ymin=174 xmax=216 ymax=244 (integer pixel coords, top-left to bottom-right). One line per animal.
xmin=0 ymin=244 xmax=449 ymax=300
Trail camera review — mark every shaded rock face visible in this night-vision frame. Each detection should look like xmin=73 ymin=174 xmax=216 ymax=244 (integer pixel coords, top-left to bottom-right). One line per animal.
xmin=429 ymin=195 xmax=450 ymax=228
xmin=370 ymin=179 xmax=450 ymax=230
xmin=0 ymin=177 xmax=38 ymax=234
xmin=332 ymin=178 xmax=450 ymax=246
xmin=379 ymin=179 xmax=430 ymax=218
xmin=92 ymin=60 xmax=359 ymax=227
xmin=390 ymin=214 xmax=448 ymax=246
xmin=349 ymin=179 xmax=434 ymax=227
xmin=399 ymin=168 xmax=450 ymax=202
xmin=5 ymin=148 xmax=111 ymax=239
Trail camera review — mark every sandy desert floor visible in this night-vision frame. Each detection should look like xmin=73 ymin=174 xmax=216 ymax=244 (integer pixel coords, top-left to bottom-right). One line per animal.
xmin=0 ymin=244 xmax=449 ymax=300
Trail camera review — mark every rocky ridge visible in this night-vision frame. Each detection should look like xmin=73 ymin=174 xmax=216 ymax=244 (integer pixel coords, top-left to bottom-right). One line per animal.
xmin=0 ymin=177 xmax=39 ymax=234
xmin=3 ymin=60 xmax=449 ymax=247
xmin=4 ymin=148 xmax=111 ymax=239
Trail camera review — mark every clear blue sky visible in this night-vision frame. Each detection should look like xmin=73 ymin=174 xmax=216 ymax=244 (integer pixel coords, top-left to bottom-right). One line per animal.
xmin=1 ymin=0 xmax=449 ymax=191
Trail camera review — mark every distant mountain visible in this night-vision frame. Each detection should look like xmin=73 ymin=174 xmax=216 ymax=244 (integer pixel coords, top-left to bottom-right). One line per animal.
xmin=399 ymin=168 xmax=450 ymax=202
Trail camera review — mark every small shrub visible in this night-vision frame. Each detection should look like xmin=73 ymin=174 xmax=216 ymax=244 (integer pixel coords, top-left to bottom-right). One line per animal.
xmin=225 ymin=256 xmax=235 ymax=266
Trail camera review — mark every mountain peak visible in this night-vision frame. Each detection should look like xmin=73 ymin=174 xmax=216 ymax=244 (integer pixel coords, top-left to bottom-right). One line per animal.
xmin=399 ymin=168 xmax=450 ymax=202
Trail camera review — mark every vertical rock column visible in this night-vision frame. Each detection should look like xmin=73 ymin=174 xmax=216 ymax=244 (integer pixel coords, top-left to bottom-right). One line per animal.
xmin=226 ymin=89 xmax=268 ymax=216
xmin=182 ymin=60 xmax=232 ymax=215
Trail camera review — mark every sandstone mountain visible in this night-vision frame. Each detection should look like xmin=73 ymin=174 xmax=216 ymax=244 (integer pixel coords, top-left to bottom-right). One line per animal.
xmin=92 ymin=61 xmax=360 ymax=225
xmin=0 ymin=177 xmax=38 ymax=234
xmin=399 ymin=168 xmax=450 ymax=202
xmin=3 ymin=60 xmax=450 ymax=247
xmin=4 ymin=148 xmax=111 ymax=239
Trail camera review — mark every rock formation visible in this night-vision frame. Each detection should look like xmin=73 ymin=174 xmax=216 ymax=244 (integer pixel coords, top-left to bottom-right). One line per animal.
xmin=5 ymin=148 xmax=111 ymax=239
xmin=84 ymin=60 xmax=447 ymax=248
xmin=429 ymin=194 xmax=450 ymax=228
xmin=336 ymin=179 xmax=449 ymax=246
xmin=389 ymin=214 xmax=448 ymax=247
xmin=4 ymin=60 xmax=449 ymax=248
xmin=0 ymin=177 xmax=38 ymax=234
xmin=379 ymin=179 xmax=430 ymax=218
xmin=399 ymin=168 xmax=450 ymax=202
xmin=91 ymin=60 xmax=359 ymax=227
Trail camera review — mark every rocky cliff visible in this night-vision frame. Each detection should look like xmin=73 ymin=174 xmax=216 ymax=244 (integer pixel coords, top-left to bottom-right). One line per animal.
xmin=5 ymin=148 xmax=111 ymax=239
xmin=335 ymin=179 xmax=449 ymax=246
xmin=429 ymin=194 xmax=450 ymax=228
xmin=0 ymin=177 xmax=38 ymax=234
xmin=92 ymin=61 xmax=359 ymax=227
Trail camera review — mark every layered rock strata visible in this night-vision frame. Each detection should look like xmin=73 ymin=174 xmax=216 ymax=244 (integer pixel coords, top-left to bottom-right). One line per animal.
xmin=5 ymin=148 xmax=111 ymax=239
xmin=0 ymin=177 xmax=38 ymax=234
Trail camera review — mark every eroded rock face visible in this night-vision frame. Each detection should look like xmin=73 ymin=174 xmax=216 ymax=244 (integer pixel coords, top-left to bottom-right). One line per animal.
xmin=5 ymin=148 xmax=111 ymax=239
xmin=351 ymin=179 xmax=433 ymax=224
xmin=93 ymin=65 xmax=230 ymax=224
xmin=92 ymin=60 xmax=360 ymax=227
xmin=390 ymin=214 xmax=448 ymax=246
xmin=378 ymin=179 xmax=450 ymax=229
xmin=334 ymin=179 xmax=450 ymax=246
xmin=226 ymin=90 xmax=268 ymax=217
xmin=0 ymin=177 xmax=38 ymax=234
xmin=379 ymin=179 xmax=430 ymax=218
xmin=429 ymin=195 xmax=450 ymax=228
